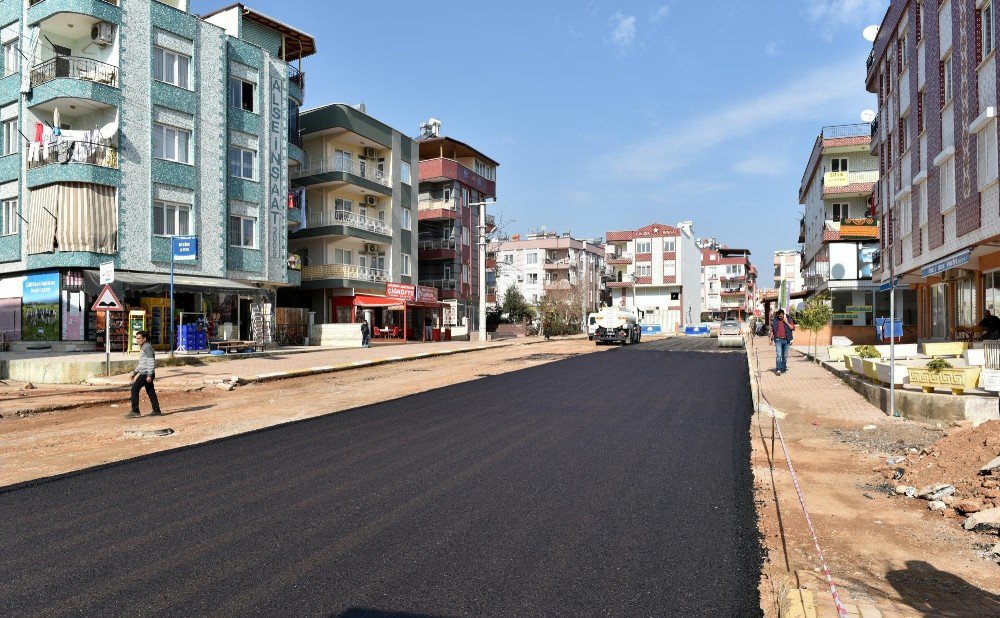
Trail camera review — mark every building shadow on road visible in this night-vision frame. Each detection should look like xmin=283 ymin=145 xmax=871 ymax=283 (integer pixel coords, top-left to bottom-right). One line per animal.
xmin=334 ymin=609 xmax=449 ymax=618
xmin=886 ymin=560 xmax=1000 ymax=617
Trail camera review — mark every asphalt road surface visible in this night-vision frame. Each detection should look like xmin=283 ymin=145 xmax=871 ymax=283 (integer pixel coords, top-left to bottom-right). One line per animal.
xmin=0 ymin=337 xmax=760 ymax=617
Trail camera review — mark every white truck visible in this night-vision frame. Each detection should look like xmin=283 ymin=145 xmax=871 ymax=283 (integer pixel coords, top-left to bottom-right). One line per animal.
xmin=593 ymin=305 xmax=642 ymax=345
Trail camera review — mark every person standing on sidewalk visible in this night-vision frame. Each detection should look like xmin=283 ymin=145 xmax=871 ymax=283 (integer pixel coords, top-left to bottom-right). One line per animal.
xmin=126 ymin=330 xmax=162 ymax=418
xmin=769 ymin=309 xmax=795 ymax=375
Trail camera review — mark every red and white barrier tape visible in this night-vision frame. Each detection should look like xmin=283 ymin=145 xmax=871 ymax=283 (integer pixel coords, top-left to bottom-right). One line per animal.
xmin=750 ymin=341 xmax=848 ymax=618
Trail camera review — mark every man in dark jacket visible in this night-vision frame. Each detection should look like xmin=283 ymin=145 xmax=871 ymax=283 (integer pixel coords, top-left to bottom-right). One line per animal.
xmin=769 ymin=309 xmax=795 ymax=375
xmin=980 ymin=310 xmax=1000 ymax=340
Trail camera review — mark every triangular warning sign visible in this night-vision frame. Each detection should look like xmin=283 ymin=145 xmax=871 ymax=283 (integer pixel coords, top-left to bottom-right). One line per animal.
xmin=91 ymin=284 xmax=124 ymax=312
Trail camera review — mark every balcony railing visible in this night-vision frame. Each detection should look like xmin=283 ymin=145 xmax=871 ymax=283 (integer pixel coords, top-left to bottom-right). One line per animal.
xmin=30 ymin=56 xmax=118 ymax=89
xmin=821 ymin=124 xmax=872 ymax=139
xmin=822 ymin=170 xmax=879 ymax=189
xmin=28 ymin=141 xmax=118 ymax=169
xmin=419 ymin=238 xmax=458 ymax=251
xmin=544 ymin=280 xmax=572 ymax=290
xmin=306 ymin=209 xmax=392 ymax=236
xmin=30 ymin=0 xmax=118 ymax=4
xmin=288 ymin=64 xmax=305 ymax=94
xmin=301 ymin=264 xmax=388 ymax=283
xmin=419 ymin=278 xmax=459 ymax=290
xmin=292 ymin=156 xmax=391 ymax=187
xmin=418 ymin=197 xmax=459 ymax=211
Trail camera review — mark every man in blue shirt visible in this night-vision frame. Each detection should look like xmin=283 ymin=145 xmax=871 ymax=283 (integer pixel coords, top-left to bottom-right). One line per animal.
xmin=770 ymin=309 xmax=795 ymax=375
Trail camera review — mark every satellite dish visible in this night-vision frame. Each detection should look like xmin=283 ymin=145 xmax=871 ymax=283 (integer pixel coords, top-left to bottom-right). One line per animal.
xmin=863 ymin=25 xmax=879 ymax=42
xmin=860 ymin=109 xmax=876 ymax=123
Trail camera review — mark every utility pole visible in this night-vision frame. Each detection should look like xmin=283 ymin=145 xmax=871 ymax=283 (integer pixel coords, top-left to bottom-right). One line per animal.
xmin=471 ymin=199 xmax=496 ymax=343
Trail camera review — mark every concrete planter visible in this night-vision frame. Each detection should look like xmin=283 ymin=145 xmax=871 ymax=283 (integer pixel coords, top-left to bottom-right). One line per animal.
xmin=907 ymin=366 xmax=982 ymax=395
xmin=827 ymin=346 xmax=858 ymax=361
xmin=848 ymin=355 xmax=868 ymax=375
xmin=921 ymin=342 xmax=968 ymax=358
xmin=862 ymin=358 xmax=881 ymax=381
xmin=965 ymin=349 xmax=986 ymax=366
xmin=874 ymin=343 xmax=919 ymax=358
xmin=874 ymin=361 xmax=909 ymax=386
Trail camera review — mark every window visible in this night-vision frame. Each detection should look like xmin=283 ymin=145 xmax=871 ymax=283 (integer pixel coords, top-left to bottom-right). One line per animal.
xmin=635 ymin=240 xmax=651 ymax=253
xmin=2 ymin=198 xmax=17 ymax=236
xmin=2 ymin=117 xmax=17 ymax=156
xmin=334 ymin=248 xmax=352 ymax=265
xmin=400 ymin=161 xmax=411 ymax=184
xmin=978 ymin=123 xmax=999 ymax=188
xmin=473 ymin=159 xmax=495 ymax=180
xmin=528 ymin=273 xmax=538 ymax=284
xmin=153 ymin=201 xmax=192 ymax=236
xmin=229 ymin=145 xmax=256 ymax=180
xmin=153 ymin=123 xmax=191 ymax=164
xmin=940 ymin=156 xmax=956 ymax=209
xmin=899 ymin=115 xmax=909 ymax=152
xmin=229 ymin=215 xmax=256 ymax=248
xmin=504 ymin=253 xmax=513 ymax=264
xmin=931 ymin=283 xmax=948 ymax=339
xmin=153 ymin=46 xmax=190 ymax=89
xmin=229 ymin=77 xmax=255 ymax=113
xmin=3 ymin=39 xmax=19 ymax=76
xmin=919 ymin=182 xmax=928 ymax=225
xmin=636 ymin=265 xmax=651 ymax=277
xmin=831 ymin=158 xmax=848 ymax=172
xmin=832 ymin=203 xmax=848 ymax=221
xmin=401 ymin=253 xmax=411 ymax=276
xmin=400 ymin=207 xmax=411 ymax=230
xmin=917 ymin=90 xmax=925 ymax=133
xmin=526 ymin=252 xmax=538 ymax=265
xmin=942 ymin=55 xmax=953 ymax=105
xmin=664 ymin=239 xmax=675 ymax=252
xmin=899 ymin=32 xmax=908 ymax=68
xmin=957 ymin=278 xmax=977 ymax=327
xmin=984 ymin=2 xmax=995 ymax=58
xmin=462 ymin=226 xmax=470 ymax=246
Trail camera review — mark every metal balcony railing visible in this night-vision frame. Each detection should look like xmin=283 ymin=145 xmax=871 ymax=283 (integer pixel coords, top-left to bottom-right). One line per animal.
xmin=821 ymin=124 xmax=872 ymax=139
xmin=288 ymin=64 xmax=305 ymax=94
xmin=419 ymin=238 xmax=458 ymax=251
xmin=292 ymin=155 xmax=391 ymax=187
xmin=419 ymin=278 xmax=459 ymax=290
xmin=30 ymin=56 xmax=118 ymax=89
xmin=301 ymin=264 xmax=388 ymax=282
xmin=306 ymin=209 xmax=392 ymax=236
xmin=822 ymin=170 xmax=879 ymax=188
xmin=27 ymin=141 xmax=118 ymax=169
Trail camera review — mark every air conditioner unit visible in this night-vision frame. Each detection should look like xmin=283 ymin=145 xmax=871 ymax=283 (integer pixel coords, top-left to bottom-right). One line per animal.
xmin=364 ymin=147 xmax=378 ymax=158
xmin=364 ymin=243 xmax=379 ymax=254
xmin=365 ymin=195 xmax=378 ymax=206
xmin=91 ymin=22 xmax=115 ymax=45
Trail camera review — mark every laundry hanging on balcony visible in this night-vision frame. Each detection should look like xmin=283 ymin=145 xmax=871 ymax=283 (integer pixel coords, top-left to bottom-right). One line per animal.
xmin=27 ymin=182 xmax=117 ymax=255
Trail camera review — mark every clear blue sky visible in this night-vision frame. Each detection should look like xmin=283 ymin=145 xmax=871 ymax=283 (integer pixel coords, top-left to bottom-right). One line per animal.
xmin=193 ymin=0 xmax=886 ymax=287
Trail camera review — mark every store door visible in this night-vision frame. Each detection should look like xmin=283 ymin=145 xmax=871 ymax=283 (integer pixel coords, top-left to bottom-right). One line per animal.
xmin=239 ymin=297 xmax=251 ymax=340
xmin=931 ymin=283 xmax=948 ymax=339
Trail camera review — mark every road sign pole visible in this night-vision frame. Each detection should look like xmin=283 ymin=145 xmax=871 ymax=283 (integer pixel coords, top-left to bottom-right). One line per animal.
xmin=105 ymin=311 xmax=111 ymax=376
xmin=169 ymin=250 xmax=175 ymax=357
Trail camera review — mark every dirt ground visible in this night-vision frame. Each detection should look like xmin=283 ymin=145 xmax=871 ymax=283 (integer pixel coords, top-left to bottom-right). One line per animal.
xmin=0 ymin=339 xmax=607 ymax=488
xmin=750 ymin=339 xmax=1000 ymax=617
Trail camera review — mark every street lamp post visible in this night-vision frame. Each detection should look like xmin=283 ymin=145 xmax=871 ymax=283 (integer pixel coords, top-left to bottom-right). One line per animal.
xmin=471 ymin=199 xmax=497 ymax=343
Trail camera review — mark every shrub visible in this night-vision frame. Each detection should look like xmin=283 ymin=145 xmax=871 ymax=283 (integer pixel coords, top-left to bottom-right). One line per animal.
xmin=855 ymin=345 xmax=881 ymax=359
xmin=926 ymin=358 xmax=953 ymax=373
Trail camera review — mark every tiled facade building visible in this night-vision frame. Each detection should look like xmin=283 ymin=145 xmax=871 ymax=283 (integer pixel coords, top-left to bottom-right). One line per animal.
xmin=0 ymin=0 xmax=312 ymax=346
xmin=604 ymin=221 xmax=701 ymax=333
xmin=869 ymin=0 xmax=1000 ymax=340
xmin=700 ymin=244 xmax=757 ymax=320
xmin=416 ymin=120 xmax=498 ymax=327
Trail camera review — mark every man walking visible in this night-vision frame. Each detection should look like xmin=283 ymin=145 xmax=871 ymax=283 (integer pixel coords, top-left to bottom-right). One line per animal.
xmin=769 ymin=309 xmax=795 ymax=375
xmin=126 ymin=330 xmax=161 ymax=418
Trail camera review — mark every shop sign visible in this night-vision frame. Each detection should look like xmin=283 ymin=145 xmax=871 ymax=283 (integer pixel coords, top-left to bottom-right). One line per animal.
xmin=846 ymin=305 xmax=872 ymax=313
xmin=832 ymin=312 xmax=860 ymax=320
xmin=840 ymin=217 xmax=879 ymax=240
xmin=416 ymin=285 xmax=438 ymax=303
xmin=824 ymin=171 xmax=849 ymax=187
xmin=287 ymin=253 xmax=302 ymax=271
xmin=878 ymin=276 xmax=901 ymax=292
xmin=100 ymin=261 xmax=114 ymax=284
xmin=171 ymin=236 xmax=198 ymax=261
xmin=386 ymin=282 xmax=415 ymax=301
xmin=921 ymin=248 xmax=972 ymax=277
xmin=22 ymin=272 xmax=60 ymax=341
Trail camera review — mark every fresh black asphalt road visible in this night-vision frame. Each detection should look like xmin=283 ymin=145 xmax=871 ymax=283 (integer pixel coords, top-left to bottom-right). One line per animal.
xmin=0 ymin=337 xmax=760 ymax=617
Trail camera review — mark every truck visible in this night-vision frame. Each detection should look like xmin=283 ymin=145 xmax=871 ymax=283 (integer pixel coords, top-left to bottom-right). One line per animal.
xmin=593 ymin=305 xmax=642 ymax=345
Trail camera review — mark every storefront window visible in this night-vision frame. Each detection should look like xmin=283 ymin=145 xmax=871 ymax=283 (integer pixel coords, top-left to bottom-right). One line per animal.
xmin=931 ymin=283 xmax=948 ymax=339
xmin=986 ymin=271 xmax=1000 ymax=314
xmin=956 ymin=278 xmax=976 ymax=327
xmin=858 ymin=244 xmax=878 ymax=279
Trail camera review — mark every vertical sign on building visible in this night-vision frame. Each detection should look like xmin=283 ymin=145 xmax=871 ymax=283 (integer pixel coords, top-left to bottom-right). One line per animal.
xmin=268 ymin=64 xmax=287 ymax=278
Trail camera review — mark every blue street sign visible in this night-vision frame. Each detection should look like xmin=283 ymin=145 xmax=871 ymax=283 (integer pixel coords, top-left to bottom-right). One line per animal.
xmin=878 ymin=276 xmax=901 ymax=293
xmin=171 ymin=236 xmax=198 ymax=261
xmin=921 ymin=248 xmax=971 ymax=277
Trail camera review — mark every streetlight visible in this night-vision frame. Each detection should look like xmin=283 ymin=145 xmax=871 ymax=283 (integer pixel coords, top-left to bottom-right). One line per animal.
xmin=471 ymin=199 xmax=497 ymax=343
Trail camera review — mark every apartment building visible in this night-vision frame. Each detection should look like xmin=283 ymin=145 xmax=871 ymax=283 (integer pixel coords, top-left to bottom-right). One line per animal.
xmin=491 ymin=231 xmax=604 ymax=316
xmin=416 ymin=119 xmax=498 ymax=327
xmin=699 ymin=240 xmax=758 ymax=320
xmin=604 ymin=222 xmax=701 ymax=332
xmin=867 ymin=0 xmax=999 ymax=340
xmin=0 ymin=1 xmax=311 ymax=346
xmin=283 ymin=103 xmax=421 ymax=325
xmin=799 ymin=123 xmax=889 ymax=342
xmin=773 ymin=249 xmax=804 ymax=299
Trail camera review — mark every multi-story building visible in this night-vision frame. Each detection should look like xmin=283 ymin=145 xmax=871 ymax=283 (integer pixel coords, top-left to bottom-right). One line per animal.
xmin=283 ymin=103 xmax=422 ymax=327
xmin=491 ymin=231 xmax=604 ymax=317
xmin=773 ymin=249 xmax=804 ymax=298
xmin=699 ymin=239 xmax=758 ymax=320
xmin=799 ymin=123 xmax=885 ymax=342
xmin=604 ymin=222 xmax=701 ymax=332
xmin=0 ymin=1 xmax=312 ymax=347
xmin=867 ymin=0 xmax=997 ymax=341
xmin=416 ymin=119 xmax=498 ymax=328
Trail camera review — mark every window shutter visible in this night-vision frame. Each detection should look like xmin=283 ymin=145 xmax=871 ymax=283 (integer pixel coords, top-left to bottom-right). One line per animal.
xmin=917 ymin=91 xmax=924 ymax=132
xmin=939 ymin=60 xmax=945 ymax=110
xmin=897 ymin=38 xmax=902 ymax=70
xmin=880 ymin=143 xmax=885 ymax=175
xmin=916 ymin=1 xmax=922 ymax=42
xmin=899 ymin=116 xmax=904 ymax=150
xmin=977 ymin=8 xmax=983 ymax=63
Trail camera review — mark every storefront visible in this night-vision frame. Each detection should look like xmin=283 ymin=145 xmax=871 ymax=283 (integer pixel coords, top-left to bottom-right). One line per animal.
xmin=329 ymin=283 xmax=447 ymax=342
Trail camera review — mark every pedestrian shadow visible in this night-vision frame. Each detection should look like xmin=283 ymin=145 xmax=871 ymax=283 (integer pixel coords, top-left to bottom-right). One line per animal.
xmin=886 ymin=560 xmax=1000 ymax=617
xmin=164 ymin=405 xmax=215 ymax=416
xmin=334 ymin=609 xmax=447 ymax=618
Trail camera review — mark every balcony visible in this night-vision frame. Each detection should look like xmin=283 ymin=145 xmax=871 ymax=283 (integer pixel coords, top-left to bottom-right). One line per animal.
xmin=544 ymin=280 xmax=572 ymax=291
xmin=288 ymin=64 xmax=305 ymax=101
xmin=30 ymin=57 xmax=117 ymax=89
xmin=28 ymin=141 xmax=117 ymax=170
xmin=417 ymin=197 xmax=459 ymax=221
xmin=305 ymin=209 xmax=392 ymax=237
xmin=606 ymin=253 xmax=632 ymax=265
xmin=419 ymin=238 xmax=459 ymax=261
xmin=544 ymin=259 xmax=571 ymax=270
xmin=822 ymin=170 xmax=878 ymax=197
xmin=301 ymin=264 xmax=388 ymax=283
xmin=821 ymin=124 xmax=872 ymax=140
xmin=418 ymin=158 xmax=496 ymax=198
xmin=292 ymin=155 xmax=391 ymax=192
xmin=419 ymin=278 xmax=459 ymax=291
xmin=607 ymin=274 xmax=634 ymax=289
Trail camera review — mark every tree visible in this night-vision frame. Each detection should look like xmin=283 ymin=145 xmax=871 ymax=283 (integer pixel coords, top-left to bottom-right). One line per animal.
xmin=794 ymin=293 xmax=833 ymax=359
xmin=537 ymin=285 xmax=586 ymax=337
xmin=500 ymin=285 xmax=535 ymax=324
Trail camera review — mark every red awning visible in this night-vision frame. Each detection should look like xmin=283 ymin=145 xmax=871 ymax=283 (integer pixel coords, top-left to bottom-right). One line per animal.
xmin=354 ymin=295 xmax=404 ymax=309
